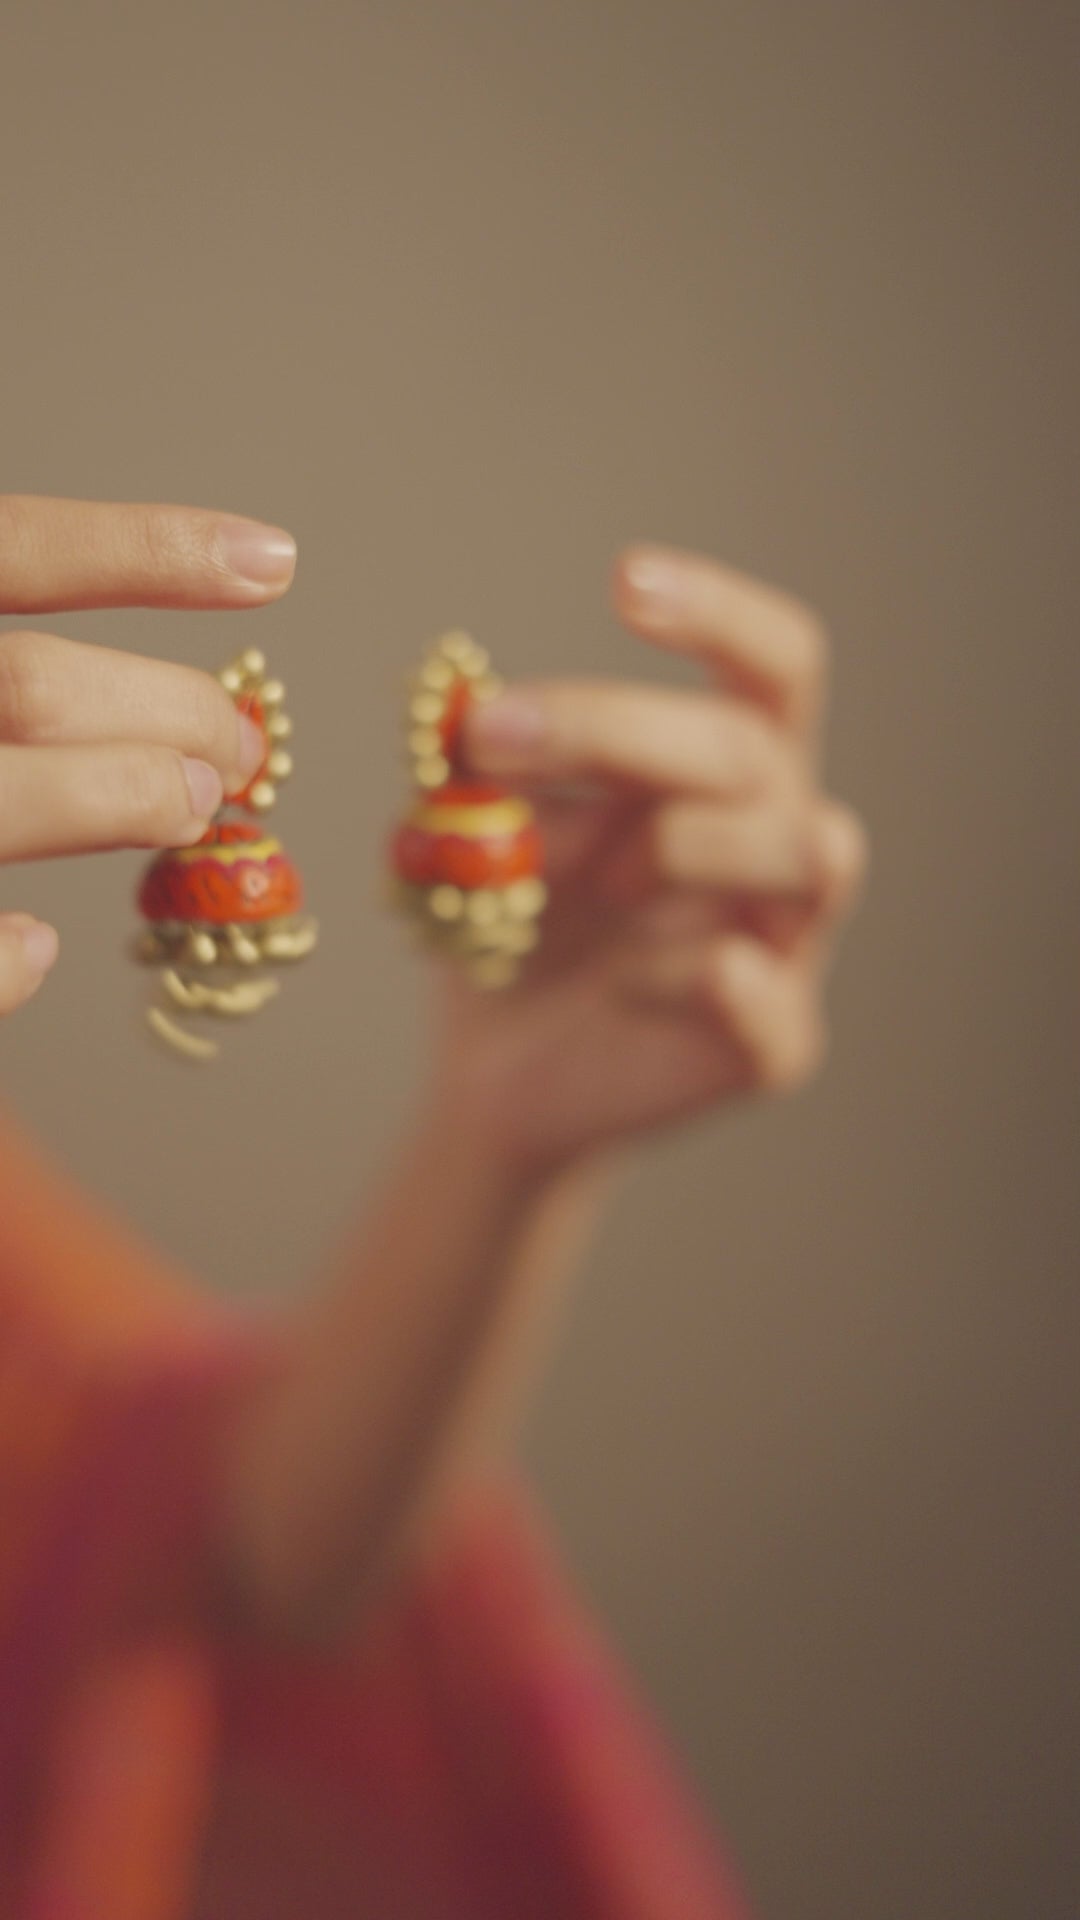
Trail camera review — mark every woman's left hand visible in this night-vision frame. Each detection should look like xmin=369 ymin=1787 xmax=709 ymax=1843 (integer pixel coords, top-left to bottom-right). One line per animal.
xmin=228 ymin=547 xmax=870 ymax=1621
xmin=431 ymin=543 xmax=869 ymax=1174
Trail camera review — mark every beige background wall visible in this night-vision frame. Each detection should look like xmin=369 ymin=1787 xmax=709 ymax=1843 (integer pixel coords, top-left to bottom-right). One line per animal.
xmin=2 ymin=4 xmax=1077 ymax=1914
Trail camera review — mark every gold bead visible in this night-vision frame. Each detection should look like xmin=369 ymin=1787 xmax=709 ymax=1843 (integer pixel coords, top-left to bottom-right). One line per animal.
xmin=267 ymin=749 xmax=293 ymax=780
xmin=240 ymin=647 xmax=266 ymax=677
xmin=439 ymin=631 xmax=475 ymax=663
xmin=410 ymin=692 xmax=445 ymax=726
xmin=249 ymin=779 xmax=277 ymax=811
xmin=267 ymin=712 xmax=293 ymax=740
xmin=465 ymin=890 xmax=499 ymax=926
xmin=408 ymin=727 xmax=442 ymax=758
xmin=416 ymin=756 xmax=450 ymax=788
xmin=260 ymin=678 xmax=286 ymax=707
xmin=430 ymin=885 xmax=464 ymax=922
xmin=420 ymin=659 xmax=454 ymax=691
xmin=220 ymin=666 xmax=243 ymax=695
xmin=504 ymin=877 xmax=547 ymax=918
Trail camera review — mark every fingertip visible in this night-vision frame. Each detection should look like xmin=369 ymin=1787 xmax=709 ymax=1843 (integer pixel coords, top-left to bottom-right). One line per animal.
xmin=214 ymin=517 xmax=298 ymax=600
xmin=815 ymin=803 xmax=871 ymax=911
xmin=713 ymin=935 xmax=774 ymax=1007
xmin=610 ymin=542 xmax=646 ymax=581
xmin=610 ymin=542 xmax=694 ymax=640
xmin=463 ymin=690 xmax=548 ymax=771
xmin=0 ymin=915 xmax=60 ymax=1016
xmin=22 ymin=920 xmax=60 ymax=975
xmin=234 ymin=711 xmax=270 ymax=787
xmin=181 ymin=755 xmax=225 ymax=822
xmin=610 ymin=541 xmax=661 ymax=606
xmin=711 ymin=936 xmax=825 ymax=1091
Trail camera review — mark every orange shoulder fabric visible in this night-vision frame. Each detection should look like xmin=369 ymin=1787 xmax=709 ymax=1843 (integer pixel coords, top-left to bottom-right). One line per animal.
xmin=0 ymin=1112 xmax=751 ymax=1919
xmin=0 ymin=1107 xmax=274 ymax=1915
xmin=0 ymin=1104 xmax=224 ymax=1364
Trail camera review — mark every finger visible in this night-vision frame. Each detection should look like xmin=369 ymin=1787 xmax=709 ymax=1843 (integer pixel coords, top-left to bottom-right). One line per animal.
xmin=465 ymin=678 xmax=795 ymax=802
xmin=601 ymin=796 xmax=827 ymax=905
xmin=0 ymin=914 xmax=60 ymax=1015
xmin=815 ymin=800 xmax=870 ymax=922
xmin=0 ymin=631 xmax=266 ymax=794
xmin=612 ymin=544 xmax=828 ymax=738
xmin=616 ymin=933 xmax=827 ymax=1093
xmin=0 ymin=743 xmax=224 ymax=862
xmin=743 ymin=800 xmax=870 ymax=962
xmin=0 ymin=495 xmax=296 ymax=614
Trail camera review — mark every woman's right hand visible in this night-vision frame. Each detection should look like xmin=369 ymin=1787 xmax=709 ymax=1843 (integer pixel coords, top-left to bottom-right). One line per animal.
xmin=0 ymin=494 xmax=297 ymax=1017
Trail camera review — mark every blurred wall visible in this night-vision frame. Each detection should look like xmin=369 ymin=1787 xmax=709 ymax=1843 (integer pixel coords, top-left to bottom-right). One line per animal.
xmin=1 ymin=4 xmax=1077 ymax=1914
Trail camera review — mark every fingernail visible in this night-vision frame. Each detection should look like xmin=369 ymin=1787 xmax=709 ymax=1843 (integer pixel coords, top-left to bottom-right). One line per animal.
xmin=237 ymin=713 xmax=267 ymax=781
xmin=182 ymin=756 xmax=224 ymax=820
xmin=216 ymin=517 xmax=297 ymax=589
xmin=22 ymin=922 xmax=59 ymax=974
xmin=622 ymin=550 xmax=686 ymax=625
xmin=467 ymin=692 xmax=548 ymax=767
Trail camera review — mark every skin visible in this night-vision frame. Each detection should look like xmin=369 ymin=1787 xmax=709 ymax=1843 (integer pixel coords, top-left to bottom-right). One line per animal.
xmin=0 ymin=494 xmax=868 ymax=1639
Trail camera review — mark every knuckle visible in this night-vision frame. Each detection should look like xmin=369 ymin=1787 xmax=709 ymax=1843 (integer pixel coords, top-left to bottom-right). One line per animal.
xmin=588 ymin=685 xmax=651 ymax=769
xmin=0 ymin=495 xmax=37 ymax=573
xmin=131 ymin=505 xmax=219 ymax=583
xmin=0 ymin=498 xmax=48 ymax=610
xmin=0 ymin=631 xmax=56 ymax=740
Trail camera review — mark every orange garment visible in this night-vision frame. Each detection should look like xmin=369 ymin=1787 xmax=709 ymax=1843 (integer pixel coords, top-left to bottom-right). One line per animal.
xmin=0 ymin=1110 xmax=750 ymax=1919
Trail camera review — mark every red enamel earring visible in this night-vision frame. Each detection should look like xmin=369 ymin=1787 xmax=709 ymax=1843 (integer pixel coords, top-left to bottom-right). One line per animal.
xmin=387 ymin=632 xmax=547 ymax=987
xmin=134 ymin=648 xmax=318 ymax=1059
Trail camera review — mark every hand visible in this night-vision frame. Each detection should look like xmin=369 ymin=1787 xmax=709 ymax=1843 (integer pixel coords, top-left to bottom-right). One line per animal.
xmin=431 ymin=544 xmax=869 ymax=1173
xmin=0 ymin=494 xmax=296 ymax=1017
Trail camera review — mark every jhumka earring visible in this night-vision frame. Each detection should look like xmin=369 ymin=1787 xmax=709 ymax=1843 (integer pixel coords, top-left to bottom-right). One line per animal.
xmin=134 ymin=648 xmax=317 ymax=1059
xmin=387 ymin=632 xmax=547 ymax=988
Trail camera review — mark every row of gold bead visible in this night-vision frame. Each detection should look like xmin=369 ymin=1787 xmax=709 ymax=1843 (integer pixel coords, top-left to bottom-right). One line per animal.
xmin=407 ymin=630 xmax=502 ymax=790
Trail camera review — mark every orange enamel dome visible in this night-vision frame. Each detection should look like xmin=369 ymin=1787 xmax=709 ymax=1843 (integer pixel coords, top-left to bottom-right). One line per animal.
xmin=138 ymin=821 xmax=304 ymax=926
xmin=390 ymin=780 xmax=543 ymax=892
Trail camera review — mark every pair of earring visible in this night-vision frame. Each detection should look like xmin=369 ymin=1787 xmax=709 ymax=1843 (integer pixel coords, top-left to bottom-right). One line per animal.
xmin=134 ymin=636 xmax=546 ymax=1057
